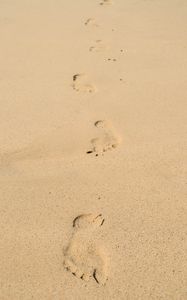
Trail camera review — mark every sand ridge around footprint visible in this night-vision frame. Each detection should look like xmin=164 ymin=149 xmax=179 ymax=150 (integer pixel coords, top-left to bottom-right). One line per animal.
xmin=64 ymin=214 xmax=108 ymax=285
xmin=72 ymin=74 xmax=96 ymax=93
xmin=87 ymin=120 xmax=121 ymax=156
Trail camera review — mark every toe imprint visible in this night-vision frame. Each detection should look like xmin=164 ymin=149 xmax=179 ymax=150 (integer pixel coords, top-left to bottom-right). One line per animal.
xmin=64 ymin=213 xmax=108 ymax=285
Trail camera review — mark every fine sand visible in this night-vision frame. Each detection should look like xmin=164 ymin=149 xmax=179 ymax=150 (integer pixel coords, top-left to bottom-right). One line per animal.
xmin=0 ymin=0 xmax=187 ymax=299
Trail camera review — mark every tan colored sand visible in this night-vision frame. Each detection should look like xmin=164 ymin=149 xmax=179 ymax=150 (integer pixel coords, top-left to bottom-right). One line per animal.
xmin=0 ymin=0 xmax=187 ymax=299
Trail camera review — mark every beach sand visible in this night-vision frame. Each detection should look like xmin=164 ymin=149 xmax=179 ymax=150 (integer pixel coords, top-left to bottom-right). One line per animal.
xmin=0 ymin=0 xmax=187 ymax=299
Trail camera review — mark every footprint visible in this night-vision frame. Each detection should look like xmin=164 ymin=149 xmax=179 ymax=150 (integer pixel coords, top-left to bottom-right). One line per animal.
xmin=107 ymin=58 xmax=117 ymax=62
xmin=72 ymin=74 xmax=96 ymax=93
xmin=100 ymin=0 xmax=113 ymax=5
xmin=89 ymin=40 xmax=109 ymax=52
xmin=87 ymin=120 xmax=121 ymax=156
xmin=64 ymin=214 xmax=108 ymax=285
xmin=85 ymin=18 xmax=99 ymax=27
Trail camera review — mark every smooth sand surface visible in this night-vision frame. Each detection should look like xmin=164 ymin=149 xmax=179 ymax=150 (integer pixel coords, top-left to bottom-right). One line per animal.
xmin=0 ymin=0 xmax=187 ymax=299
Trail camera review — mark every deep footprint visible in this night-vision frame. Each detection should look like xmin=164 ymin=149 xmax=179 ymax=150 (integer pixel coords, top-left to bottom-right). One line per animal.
xmin=72 ymin=74 xmax=96 ymax=93
xmin=64 ymin=214 xmax=108 ymax=285
xmin=87 ymin=120 xmax=121 ymax=156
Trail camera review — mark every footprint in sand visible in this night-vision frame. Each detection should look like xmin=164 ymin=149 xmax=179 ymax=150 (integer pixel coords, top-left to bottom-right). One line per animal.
xmin=100 ymin=0 xmax=113 ymax=5
xmin=85 ymin=18 xmax=99 ymax=27
xmin=72 ymin=74 xmax=96 ymax=93
xmin=107 ymin=57 xmax=117 ymax=62
xmin=64 ymin=214 xmax=108 ymax=285
xmin=87 ymin=120 xmax=121 ymax=156
xmin=89 ymin=40 xmax=109 ymax=52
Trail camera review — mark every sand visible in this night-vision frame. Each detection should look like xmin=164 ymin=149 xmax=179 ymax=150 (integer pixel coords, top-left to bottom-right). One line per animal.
xmin=0 ymin=0 xmax=187 ymax=299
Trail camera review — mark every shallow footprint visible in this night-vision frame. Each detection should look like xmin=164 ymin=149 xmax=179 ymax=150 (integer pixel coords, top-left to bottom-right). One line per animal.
xmin=72 ymin=74 xmax=96 ymax=93
xmin=64 ymin=214 xmax=108 ymax=285
xmin=85 ymin=18 xmax=99 ymax=27
xmin=87 ymin=120 xmax=121 ymax=156
xmin=100 ymin=0 xmax=113 ymax=5
xmin=89 ymin=40 xmax=109 ymax=52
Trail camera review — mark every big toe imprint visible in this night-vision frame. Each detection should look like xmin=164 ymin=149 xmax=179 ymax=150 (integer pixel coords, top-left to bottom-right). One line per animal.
xmin=64 ymin=213 xmax=108 ymax=285
xmin=87 ymin=120 xmax=121 ymax=156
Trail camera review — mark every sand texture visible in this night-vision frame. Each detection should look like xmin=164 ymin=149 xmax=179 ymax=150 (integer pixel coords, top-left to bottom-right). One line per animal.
xmin=0 ymin=0 xmax=187 ymax=299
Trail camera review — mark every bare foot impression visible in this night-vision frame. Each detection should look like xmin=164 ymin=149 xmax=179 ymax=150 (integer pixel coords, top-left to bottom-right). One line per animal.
xmin=100 ymin=0 xmax=113 ymax=5
xmin=85 ymin=18 xmax=99 ymax=27
xmin=89 ymin=40 xmax=109 ymax=52
xmin=72 ymin=74 xmax=96 ymax=93
xmin=64 ymin=214 xmax=108 ymax=285
xmin=87 ymin=120 xmax=121 ymax=156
